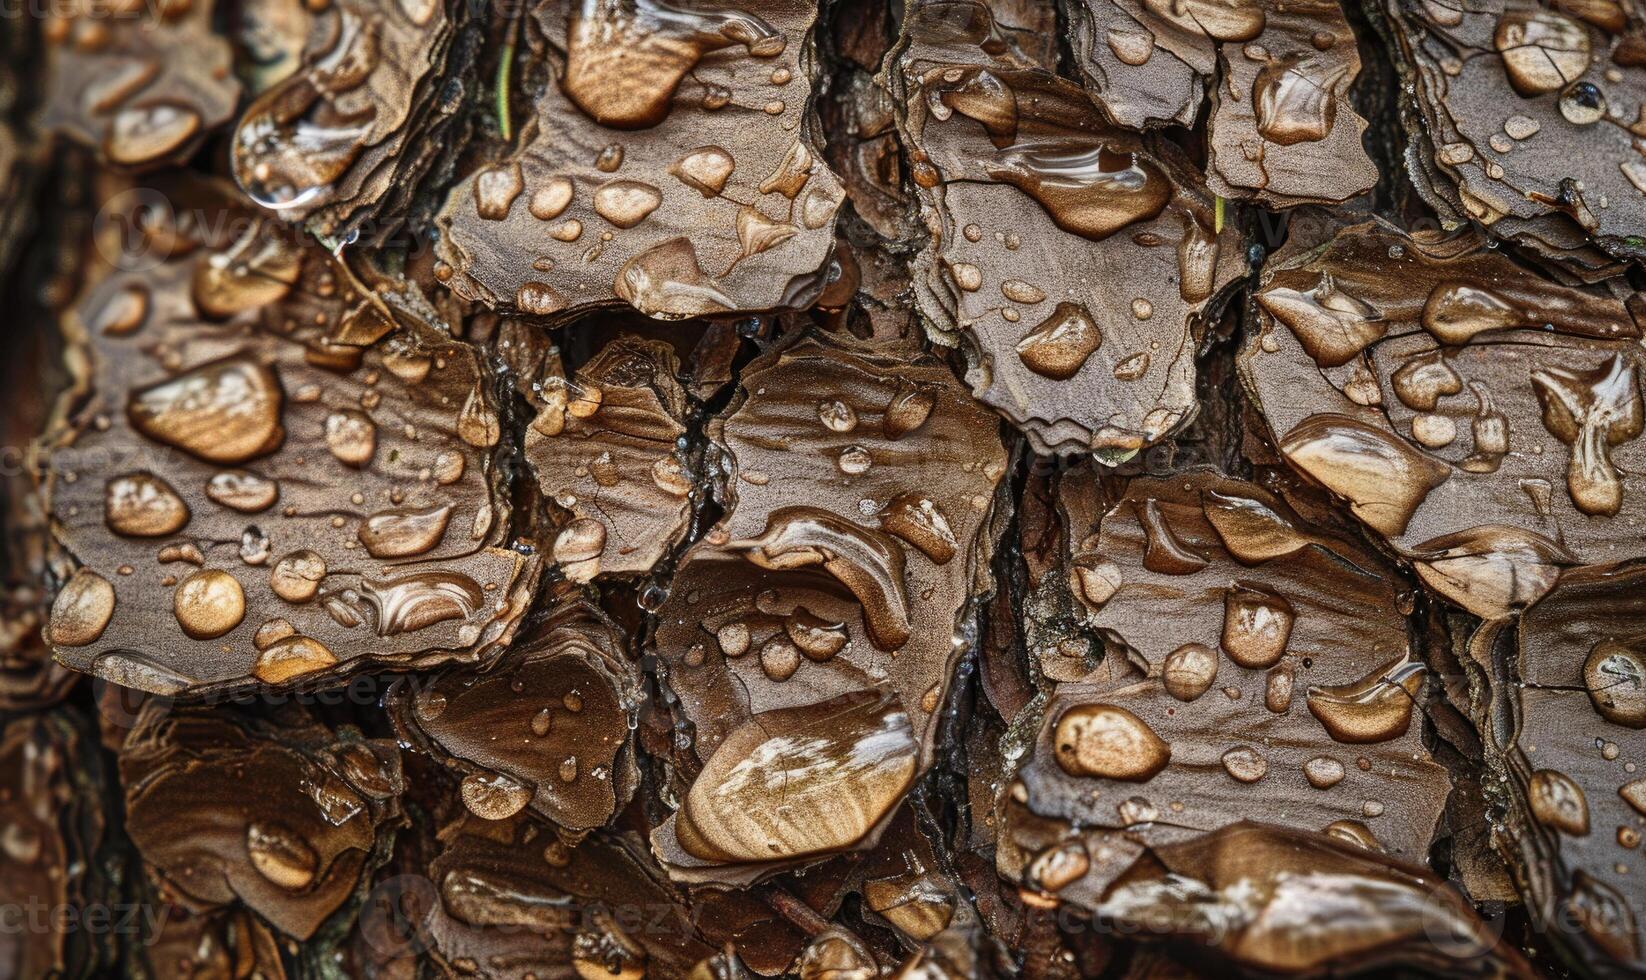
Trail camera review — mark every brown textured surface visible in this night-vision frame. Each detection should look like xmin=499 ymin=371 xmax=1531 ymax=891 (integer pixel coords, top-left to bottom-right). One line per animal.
xmin=119 ymin=699 xmax=404 ymax=940
xmin=40 ymin=181 xmax=540 ymax=697
xmin=1068 ymin=0 xmax=1379 ymax=207
xmin=894 ymin=0 xmax=1246 ymax=457
xmin=1384 ymin=0 xmax=1646 ymax=272
xmin=1240 ymin=218 xmax=1646 ymax=620
xmin=39 ymin=0 xmax=241 ymax=169
xmin=433 ymin=0 xmax=844 ymax=321
xmin=231 ymin=0 xmax=469 ymax=243
xmin=8 ymin=0 xmax=1646 ymax=975
xmin=998 ymin=470 xmax=1454 ymax=916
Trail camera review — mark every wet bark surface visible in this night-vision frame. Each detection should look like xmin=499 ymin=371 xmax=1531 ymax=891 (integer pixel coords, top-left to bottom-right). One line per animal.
xmin=4 ymin=0 xmax=1646 ymax=977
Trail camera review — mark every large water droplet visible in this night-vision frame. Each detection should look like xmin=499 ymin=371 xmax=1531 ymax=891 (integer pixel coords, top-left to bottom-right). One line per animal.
xmin=562 ymin=1 xmax=785 ymax=128
xmin=1493 ymin=10 xmax=1589 ymax=97
xmin=128 ymin=358 xmax=285 ymax=465
xmin=1584 ymin=641 xmax=1646 ymax=728
xmin=173 ymin=569 xmax=246 ymax=639
xmin=593 ymin=180 xmax=663 ymax=228
xmin=270 ymin=550 xmax=327 ymax=604
xmin=670 ymin=146 xmax=735 ymax=196
xmin=247 ymin=821 xmax=319 ymax=890
xmin=1220 ymin=584 xmax=1295 ymax=669
xmin=1306 ymin=660 xmax=1425 ymax=744
xmin=1531 ymin=353 xmax=1642 ymax=517
xmin=460 ymin=772 xmax=532 ymax=821
xmin=1528 ymin=769 xmax=1590 ymax=835
xmin=877 ymin=494 xmax=956 ymax=564
xmin=358 ymin=505 xmax=453 ymax=558
xmin=105 ymin=473 xmax=190 ymax=537
xmin=48 ymin=569 xmax=115 ymax=647
xmin=988 ymin=144 xmax=1170 ymax=242
xmin=1253 ymin=56 xmax=1337 ymax=146
xmin=324 ymin=410 xmax=377 ymax=468
xmin=206 ymin=470 xmax=279 ymax=513
xmin=730 ymin=508 xmax=911 ymax=652
xmin=1052 ymin=704 xmax=1171 ymax=781
xmin=1162 ymin=643 xmax=1217 ymax=702
xmin=106 ymin=103 xmax=202 ymax=165
xmin=253 ymin=635 xmax=338 ymax=684
xmin=1279 ymin=414 xmax=1451 ymax=536
xmin=1015 ymin=302 xmax=1102 ymax=380
xmin=675 ymin=693 xmax=918 ymax=863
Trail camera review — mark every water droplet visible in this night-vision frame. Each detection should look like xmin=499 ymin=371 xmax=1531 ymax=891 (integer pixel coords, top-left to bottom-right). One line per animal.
xmin=1279 ymin=414 xmax=1451 ymax=536
xmin=554 ymin=518 xmax=607 ymax=583
xmin=1112 ymin=352 xmax=1150 ymax=381
xmin=877 ymin=494 xmax=956 ymax=564
xmin=173 ymin=569 xmax=245 ymax=639
xmin=1001 ymin=279 xmax=1046 ymax=304
xmin=614 ymin=238 xmax=735 ymax=318
xmin=530 ymin=707 xmax=554 ymax=737
xmin=1411 ymin=413 xmax=1456 ymax=449
xmin=529 ymin=177 xmax=575 ymax=220
xmin=1253 ymin=56 xmax=1337 ymax=145
xmin=785 ymin=608 xmax=847 ymax=661
xmin=516 ymin=282 xmax=566 ymax=316
xmin=48 ymin=569 xmax=115 ymax=647
xmin=246 ymin=821 xmax=318 ymax=890
xmin=1162 ymin=643 xmax=1217 ymax=702
xmin=475 ymin=163 xmax=524 ymax=220
xmin=1266 ymin=662 xmax=1296 ymax=713
xmin=1107 ymin=28 xmax=1155 ymax=65
xmin=1584 ymin=641 xmax=1646 ymax=728
xmin=1029 ymin=841 xmax=1090 ymax=892
xmin=837 ymin=445 xmax=872 ymax=475
xmin=1304 ymin=756 xmax=1346 ymax=788
xmin=1072 ymin=558 xmax=1122 ymax=609
xmin=735 ymin=206 xmax=797 ymax=257
xmin=206 ymin=470 xmax=278 ymax=512
xmin=759 ymin=636 xmax=801 ymax=680
xmin=1421 ymin=282 xmax=1521 ymax=345
xmin=593 ymin=180 xmax=663 ymax=229
xmin=106 ymin=103 xmax=201 ymax=165
xmin=1306 ymin=660 xmax=1425 ymax=744
xmin=1256 ymin=277 xmax=1384 ymax=367
xmin=358 ymin=505 xmax=453 ymax=558
xmin=90 ymin=283 xmax=150 ymax=335
xmin=1016 ymin=302 xmax=1102 ymax=380
xmin=128 ymin=358 xmax=285 ymax=465
xmin=1391 ymin=355 xmax=1462 ymax=412
xmin=270 ymin=550 xmax=326 ymax=603
xmin=1221 ymin=746 xmax=1268 ymax=783
xmin=818 ymin=399 xmax=858 ymax=433
xmin=730 ymin=508 xmax=910 ymax=651
xmin=1324 ymin=820 xmax=1379 ymax=850
xmin=1494 ymin=10 xmax=1590 ymax=97
xmin=105 ymin=473 xmax=190 ymax=537
xmin=253 ymin=635 xmax=338 ymax=683
xmin=674 ymin=693 xmax=917 ymax=863
xmin=669 ymin=145 xmax=735 ymax=196
xmin=1053 ymin=704 xmax=1171 ymax=781
xmin=987 ymin=144 xmax=1170 ymax=242
xmin=883 ymin=382 xmax=934 ymax=439
xmin=1220 ymin=584 xmax=1295 ymax=668
xmin=324 ymin=410 xmax=377 ymax=467
xmin=1531 ymin=353 xmax=1642 ymax=517
xmin=1529 ymin=769 xmax=1590 ymax=835
xmin=1141 ymin=0 xmax=1265 ymax=39
xmin=461 ymin=772 xmax=532 ymax=820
